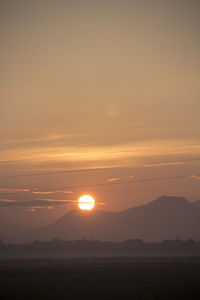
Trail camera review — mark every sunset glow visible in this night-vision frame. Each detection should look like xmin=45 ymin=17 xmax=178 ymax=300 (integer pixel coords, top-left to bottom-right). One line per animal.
xmin=78 ymin=195 xmax=95 ymax=211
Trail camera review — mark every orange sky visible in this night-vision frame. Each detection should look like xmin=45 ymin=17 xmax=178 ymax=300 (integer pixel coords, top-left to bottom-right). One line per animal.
xmin=0 ymin=0 xmax=200 ymax=218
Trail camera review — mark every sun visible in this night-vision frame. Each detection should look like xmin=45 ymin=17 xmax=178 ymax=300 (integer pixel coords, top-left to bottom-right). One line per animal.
xmin=78 ymin=195 xmax=95 ymax=211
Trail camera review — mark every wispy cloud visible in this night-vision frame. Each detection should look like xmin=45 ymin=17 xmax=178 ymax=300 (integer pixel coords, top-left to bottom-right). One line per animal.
xmin=106 ymin=177 xmax=120 ymax=183
xmin=0 ymin=188 xmax=73 ymax=195
xmin=1 ymin=134 xmax=66 ymax=145
xmin=1 ymin=139 xmax=199 ymax=167
xmin=0 ymin=188 xmax=30 ymax=193
xmin=190 ymin=174 xmax=200 ymax=180
xmin=32 ymin=190 xmax=73 ymax=195
xmin=0 ymin=199 xmax=73 ymax=207
xmin=0 ymin=156 xmax=199 ymax=179
xmin=0 ymin=174 xmax=191 ymax=198
xmin=0 ymin=199 xmax=17 ymax=203
xmin=0 ymin=188 xmax=74 ymax=205
xmin=22 ymin=174 xmax=190 ymax=192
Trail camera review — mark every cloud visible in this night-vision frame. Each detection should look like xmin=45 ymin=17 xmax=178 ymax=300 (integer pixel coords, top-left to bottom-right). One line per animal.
xmin=0 ymin=199 xmax=17 ymax=203
xmin=106 ymin=177 xmax=120 ymax=183
xmin=190 ymin=174 xmax=200 ymax=180
xmin=0 ymin=199 xmax=73 ymax=207
xmin=0 ymin=175 xmax=190 ymax=200
xmin=0 ymin=188 xmax=30 ymax=193
xmin=0 ymin=187 xmax=75 ymax=206
xmin=43 ymin=174 xmax=189 ymax=190
xmin=32 ymin=190 xmax=73 ymax=195
xmin=0 ymin=188 xmax=74 ymax=201
xmin=1 ymin=156 xmax=199 ymax=179
xmin=2 ymin=134 xmax=66 ymax=145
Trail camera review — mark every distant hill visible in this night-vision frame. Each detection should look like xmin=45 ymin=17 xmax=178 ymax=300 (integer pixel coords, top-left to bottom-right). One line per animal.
xmin=194 ymin=200 xmax=200 ymax=207
xmin=31 ymin=196 xmax=200 ymax=242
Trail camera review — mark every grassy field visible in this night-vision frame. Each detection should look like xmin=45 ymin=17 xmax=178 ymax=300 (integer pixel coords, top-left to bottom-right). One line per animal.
xmin=0 ymin=257 xmax=200 ymax=299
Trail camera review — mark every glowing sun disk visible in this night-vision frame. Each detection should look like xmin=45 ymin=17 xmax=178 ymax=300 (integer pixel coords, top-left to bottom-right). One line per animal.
xmin=78 ymin=195 xmax=95 ymax=211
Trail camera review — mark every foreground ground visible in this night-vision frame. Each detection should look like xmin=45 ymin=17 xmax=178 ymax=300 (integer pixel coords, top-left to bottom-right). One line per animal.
xmin=0 ymin=257 xmax=200 ymax=299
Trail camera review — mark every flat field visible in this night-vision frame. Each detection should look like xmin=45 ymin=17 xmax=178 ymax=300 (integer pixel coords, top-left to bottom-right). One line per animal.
xmin=0 ymin=257 xmax=200 ymax=299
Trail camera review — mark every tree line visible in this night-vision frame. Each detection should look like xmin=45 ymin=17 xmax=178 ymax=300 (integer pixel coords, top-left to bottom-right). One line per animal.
xmin=0 ymin=238 xmax=200 ymax=257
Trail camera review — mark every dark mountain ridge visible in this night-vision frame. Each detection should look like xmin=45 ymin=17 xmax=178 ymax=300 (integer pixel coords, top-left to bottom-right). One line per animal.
xmin=194 ymin=200 xmax=200 ymax=206
xmin=30 ymin=196 xmax=200 ymax=242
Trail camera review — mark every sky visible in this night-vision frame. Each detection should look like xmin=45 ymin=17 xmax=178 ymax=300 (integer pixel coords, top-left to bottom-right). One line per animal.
xmin=0 ymin=0 xmax=200 ymax=228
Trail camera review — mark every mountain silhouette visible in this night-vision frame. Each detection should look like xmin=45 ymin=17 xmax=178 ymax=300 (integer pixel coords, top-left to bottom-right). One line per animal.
xmin=194 ymin=200 xmax=200 ymax=207
xmin=31 ymin=196 xmax=200 ymax=242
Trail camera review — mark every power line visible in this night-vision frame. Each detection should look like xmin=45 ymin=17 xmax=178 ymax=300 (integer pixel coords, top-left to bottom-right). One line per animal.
xmin=0 ymin=158 xmax=199 ymax=179
xmin=30 ymin=174 xmax=190 ymax=192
